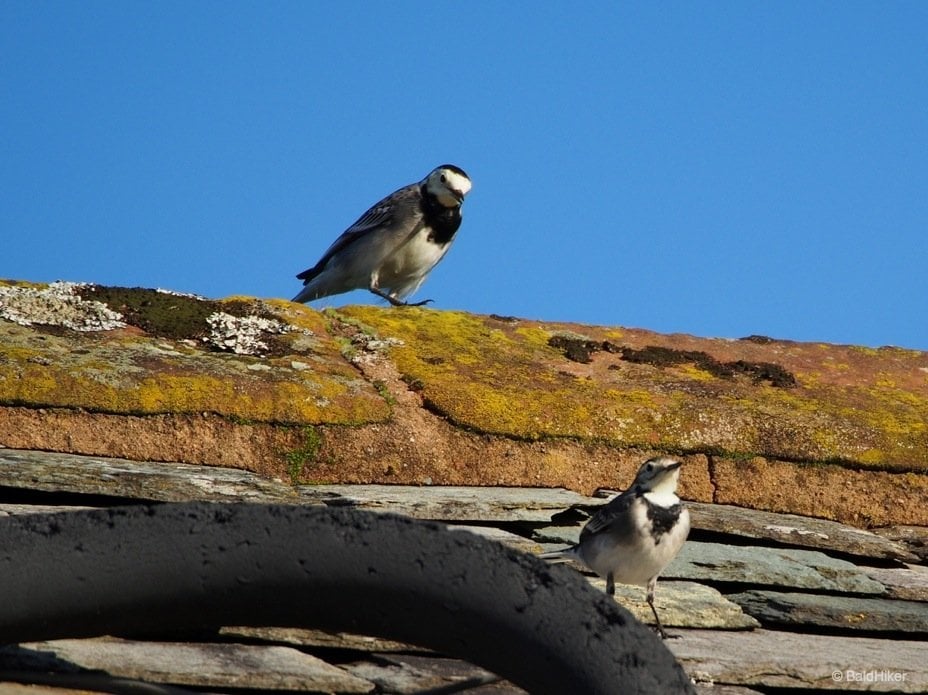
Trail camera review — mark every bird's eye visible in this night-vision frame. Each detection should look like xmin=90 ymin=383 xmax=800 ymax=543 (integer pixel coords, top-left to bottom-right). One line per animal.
xmin=646 ymin=463 xmax=654 ymax=472
xmin=440 ymin=174 xmax=447 ymax=182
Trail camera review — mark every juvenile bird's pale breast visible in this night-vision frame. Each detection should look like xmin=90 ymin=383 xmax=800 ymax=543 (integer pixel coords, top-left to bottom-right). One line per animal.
xmin=620 ymin=499 xmax=681 ymax=584
xmin=654 ymin=505 xmax=690 ymax=563
xmin=580 ymin=498 xmax=688 ymax=586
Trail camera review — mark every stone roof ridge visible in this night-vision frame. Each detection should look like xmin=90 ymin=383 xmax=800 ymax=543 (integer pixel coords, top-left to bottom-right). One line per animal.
xmin=1 ymin=277 xmax=927 ymax=528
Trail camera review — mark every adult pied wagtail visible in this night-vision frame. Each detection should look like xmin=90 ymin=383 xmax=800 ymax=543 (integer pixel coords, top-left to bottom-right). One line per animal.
xmin=292 ymin=164 xmax=471 ymax=306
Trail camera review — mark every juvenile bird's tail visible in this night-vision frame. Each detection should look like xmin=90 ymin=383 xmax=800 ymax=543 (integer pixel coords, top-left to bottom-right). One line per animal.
xmin=537 ymin=548 xmax=577 ymax=564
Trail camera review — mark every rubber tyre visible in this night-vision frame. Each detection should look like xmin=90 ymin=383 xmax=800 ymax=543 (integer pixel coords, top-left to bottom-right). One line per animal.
xmin=0 ymin=502 xmax=693 ymax=694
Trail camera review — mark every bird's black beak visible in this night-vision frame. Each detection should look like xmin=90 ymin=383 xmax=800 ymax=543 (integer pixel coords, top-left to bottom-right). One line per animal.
xmin=665 ymin=461 xmax=683 ymax=472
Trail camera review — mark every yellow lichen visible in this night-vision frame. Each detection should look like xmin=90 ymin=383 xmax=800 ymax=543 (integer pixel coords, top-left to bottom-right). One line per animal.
xmin=677 ymin=363 xmax=717 ymax=382
xmin=335 ymin=306 xmax=928 ymax=472
xmin=5 ymin=292 xmax=927 ymax=473
xmin=0 ymin=304 xmax=390 ymax=425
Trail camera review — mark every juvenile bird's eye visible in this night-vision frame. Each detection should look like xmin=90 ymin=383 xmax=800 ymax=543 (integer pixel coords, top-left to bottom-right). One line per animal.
xmin=440 ymin=174 xmax=446 ymax=182
xmin=646 ymin=464 xmax=654 ymax=472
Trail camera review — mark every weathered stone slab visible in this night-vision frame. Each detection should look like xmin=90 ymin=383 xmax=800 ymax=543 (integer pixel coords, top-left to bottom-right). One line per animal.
xmin=687 ymin=501 xmax=918 ymax=562
xmin=727 ymin=590 xmax=928 ymax=633
xmin=873 ymin=525 xmax=928 ymax=562
xmin=531 ymin=525 xmax=582 ymax=546
xmin=0 ymin=503 xmax=96 ymax=516
xmin=694 ymin=686 xmax=765 ymax=695
xmin=447 ymin=524 xmax=543 ymax=554
xmin=0 ymin=685 xmax=90 ymax=695
xmin=16 ymin=638 xmax=374 ymax=692
xmin=384 ymin=654 xmax=525 ymax=693
xmin=864 ymin=564 xmax=928 ymax=602
xmin=220 ymin=626 xmax=424 ymax=654
xmin=669 ymin=628 xmax=928 ymax=691
xmin=298 ymin=484 xmax=589 ymax=522
xmin=588 ymin=579 xmax=759 ymax=630
xmin=344 ymin=654 xmax=513 ymax=694
xmin=665 ymin=541 xmax=886 ymax=594
xmin=0 ymin=668 xmax=207 ymax=694
xmin=0 ymin=448 xmax=299 ymax=503
xmin=343 ymin=661 xmax=454 ymax=694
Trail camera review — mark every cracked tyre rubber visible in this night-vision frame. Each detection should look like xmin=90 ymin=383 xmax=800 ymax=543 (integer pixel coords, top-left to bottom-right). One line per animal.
xmin=0 ymin=502 xmax=694 ymax=694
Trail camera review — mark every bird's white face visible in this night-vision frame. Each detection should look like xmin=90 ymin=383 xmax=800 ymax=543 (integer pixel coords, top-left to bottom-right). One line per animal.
xmin=632 ymin=457 xmax=683 ymax=495
xmin=425 ymin=165 xmax=472 ymax=208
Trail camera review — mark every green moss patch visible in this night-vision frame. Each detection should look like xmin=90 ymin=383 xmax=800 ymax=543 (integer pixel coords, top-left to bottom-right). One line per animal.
xmin=283 ymin=425 xmax=323 ymax=483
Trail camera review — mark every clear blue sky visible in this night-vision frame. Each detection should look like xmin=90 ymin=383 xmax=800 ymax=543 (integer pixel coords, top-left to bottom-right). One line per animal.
xmin=3 ymin=3 xmax=926 ymax=350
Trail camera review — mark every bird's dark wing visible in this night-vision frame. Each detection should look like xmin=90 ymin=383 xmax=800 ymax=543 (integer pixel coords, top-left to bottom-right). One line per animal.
xmin=296 ymin=184 xmax=418 ymax=282
xmin=580 ymin=492 xmax=635 ymax=540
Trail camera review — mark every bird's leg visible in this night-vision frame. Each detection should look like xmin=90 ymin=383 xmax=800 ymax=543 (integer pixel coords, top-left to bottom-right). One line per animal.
xmin=606 ymin=572 xmax=615 ymax=596
xmin=646 ymin=576 xmax=669 ymax=640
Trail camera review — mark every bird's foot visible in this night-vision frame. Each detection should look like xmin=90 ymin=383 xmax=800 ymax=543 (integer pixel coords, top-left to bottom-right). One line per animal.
xmin=652 ymin=625 xmax=678 ymax=640
xmin=369 ymin=288 xmax=432 ymax=307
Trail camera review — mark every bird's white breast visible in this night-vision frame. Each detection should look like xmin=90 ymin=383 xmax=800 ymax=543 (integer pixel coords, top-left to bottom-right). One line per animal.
xmin=380 ymin=227 xmax=451 ymax=284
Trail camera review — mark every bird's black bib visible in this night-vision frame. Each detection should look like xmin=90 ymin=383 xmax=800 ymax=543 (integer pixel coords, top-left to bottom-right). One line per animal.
xmin=644 ymin=498 xmax=684 ymax=544
xmin=420 ymin=185 xmax=462 ymax=245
